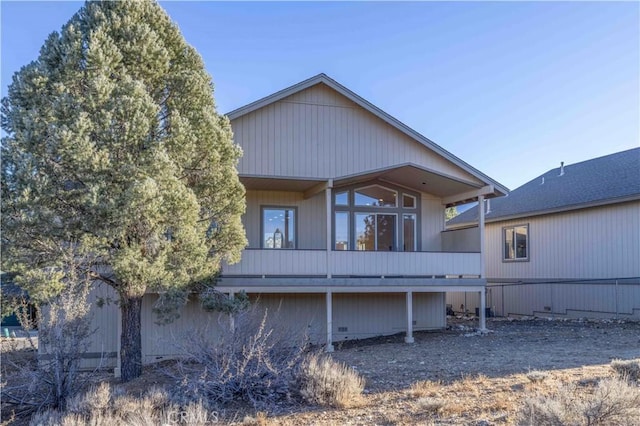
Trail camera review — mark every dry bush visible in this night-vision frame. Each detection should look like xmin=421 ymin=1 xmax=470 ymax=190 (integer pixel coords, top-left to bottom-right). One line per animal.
xmin=414 ymin=397 xmax=445 ymax=414
xmin=169 ymin=305 xmax=309 ymax=412
xmin=298 ymin=353 xmax=365 ymax=408
xmin=408 ymin=380 xmax=443 ymax=398
xmin=518 ymin=377 xmax=640 ymax=426
xmin=30 ymin=383 xmax=214 ymax=426
xmin=2 ymin=269 xmax=98 ymax=415
xmin=610 ymin=359 xmax=640 ymax=382
xmin=526 ymin=370 xmax=550 ymax=384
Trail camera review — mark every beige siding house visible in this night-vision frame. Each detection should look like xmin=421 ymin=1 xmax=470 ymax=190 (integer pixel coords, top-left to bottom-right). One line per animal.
xmin=90 ymin=74 xmax=509 ymax=372
xmin=447 ymin=148 xmax=640 ymax=318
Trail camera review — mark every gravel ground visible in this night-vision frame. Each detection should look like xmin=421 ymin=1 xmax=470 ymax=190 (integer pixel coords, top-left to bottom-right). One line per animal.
xmin=331 ymin=317 xmax=640 ymax=392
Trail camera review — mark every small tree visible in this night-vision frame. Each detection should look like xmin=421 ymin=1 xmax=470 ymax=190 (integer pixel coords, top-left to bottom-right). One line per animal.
xmin=1 ymin=247 xmax=96 ymax=413
xmin=1 ymin=0 xmax=246 ymax=381
xmin=445 ymin=206 xmax=458 ymax=221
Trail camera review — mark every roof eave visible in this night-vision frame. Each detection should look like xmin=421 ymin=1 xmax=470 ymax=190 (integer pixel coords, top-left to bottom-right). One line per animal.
xmin=447 ymin=194 xmax=640 ymax=228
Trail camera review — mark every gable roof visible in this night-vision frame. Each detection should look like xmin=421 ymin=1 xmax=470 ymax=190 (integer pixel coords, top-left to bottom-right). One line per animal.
xmin=226 ymin=73 xmax=509 ymax=196
xmin=448 ymin=147 xmax=640 ymax=227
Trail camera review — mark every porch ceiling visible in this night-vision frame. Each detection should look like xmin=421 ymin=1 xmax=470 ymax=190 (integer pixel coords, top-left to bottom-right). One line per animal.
xmin=240 ymin=164 xmax=504 ymax=201
xmin=333 ymin=164 xmax=485 ymax=198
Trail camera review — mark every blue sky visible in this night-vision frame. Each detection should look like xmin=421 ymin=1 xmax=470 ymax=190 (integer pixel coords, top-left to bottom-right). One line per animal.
xmin=2 ymin=1 xmax=638 ymax=190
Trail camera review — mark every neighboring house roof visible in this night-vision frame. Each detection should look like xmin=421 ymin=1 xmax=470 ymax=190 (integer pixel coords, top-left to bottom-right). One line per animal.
xmin=226 ymin=73 xmax=509 ymax=196
xmin=448 ymin=147 xmax=640 ymax=227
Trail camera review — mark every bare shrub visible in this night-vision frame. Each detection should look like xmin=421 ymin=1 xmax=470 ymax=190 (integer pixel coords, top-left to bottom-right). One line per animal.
xmin=2 ymin=261 xmax=98 ymax=414
xmin=610 ymin=358 xmax=640 ymax=382
xmin=298 ymin=353 xmax=365 ymax=408
xmin=526 ymin=370 xmax=549 ymax=384
xmin=414 ymin=397 xmax=445 ymax=414
xmin=66 ymin=382 xmax=113 ymax=416
xmin=169 ymin=305 xmax=309 ymax=411
xmin=519 ymin=377 xmax=640 ymax=426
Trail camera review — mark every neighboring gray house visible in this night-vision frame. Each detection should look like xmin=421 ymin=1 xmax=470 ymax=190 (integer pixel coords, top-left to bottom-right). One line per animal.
xmin=447 ymin=148 xmax=640 ymax=318
xmin=87 ymin=74 xmax=509 ymax=374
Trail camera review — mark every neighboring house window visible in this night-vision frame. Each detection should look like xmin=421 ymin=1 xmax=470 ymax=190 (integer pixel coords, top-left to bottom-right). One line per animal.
xmin=334 ymin=183 xmax=420 ymax=251
xmin=262 ymin=207 xmax=296 ymax=249
xmin=503 ymin=224 xmax=529 ymax=261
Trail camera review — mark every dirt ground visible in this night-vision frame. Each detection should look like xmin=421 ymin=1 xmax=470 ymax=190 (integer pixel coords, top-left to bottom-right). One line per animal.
xmin=2 ymin=317 xmax=639 ymax=425
xmin=267 ymin=317 xmax=640 ymax=425
xmin=331 ymin=317 xmax=640 ymax=391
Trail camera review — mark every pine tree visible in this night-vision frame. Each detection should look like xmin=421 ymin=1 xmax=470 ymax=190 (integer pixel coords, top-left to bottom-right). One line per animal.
xmin=1 ymin=0 xmax=246 ymax=381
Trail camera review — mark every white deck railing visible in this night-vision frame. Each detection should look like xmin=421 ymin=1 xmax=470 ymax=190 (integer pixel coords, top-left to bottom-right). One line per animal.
xmin=222 ymin=249 xmax=481 ymax=278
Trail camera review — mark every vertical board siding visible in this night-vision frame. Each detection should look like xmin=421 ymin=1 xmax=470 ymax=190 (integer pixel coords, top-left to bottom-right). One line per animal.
xmin=485 ymin=201 xmax=640 ymax=280
xmin=333 ymin=293 xmax=445 ymax=341
xmin=223 ymin=249 xmax=327 ymax=276
xmin=224 ymin=250 xmax=482 ymax=277
xmin=447 ymin=279 xmax=640 ymax=319
xmin=441 ymin=226 xmax=480 ymax=252
xmin=138 ymin=291 xmax=446 ymax=364
xmin=244 ymin=190 xmax=326 ymax=249
xmin=231 ymin=84 xmax=483 ymax=185
xmin=421 ymin=195 xmax=444 ymax=251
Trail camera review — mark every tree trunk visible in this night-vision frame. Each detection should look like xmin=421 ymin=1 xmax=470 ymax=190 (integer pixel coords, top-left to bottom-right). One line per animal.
xmin=120 ymin=295 xmax=143 ymax=382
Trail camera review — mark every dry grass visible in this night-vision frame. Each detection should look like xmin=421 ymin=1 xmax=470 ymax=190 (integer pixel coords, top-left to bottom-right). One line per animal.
xmin=519 ymin=377 xmax=640 ymax=426
xmin=298 ymin=353 xmax=366 ymax=408
xmin=28 ymin=383 xmax=214 ymax=426
xmin=610 ymin=358 xmax=640 ymax=382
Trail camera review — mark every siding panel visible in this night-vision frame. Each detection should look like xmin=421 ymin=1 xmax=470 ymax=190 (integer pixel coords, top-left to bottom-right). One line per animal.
xmin=232 ymin=84 xmax=483 ymax=185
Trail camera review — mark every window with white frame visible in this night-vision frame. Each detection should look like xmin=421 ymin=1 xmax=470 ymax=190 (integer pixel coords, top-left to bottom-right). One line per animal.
xmin=503 ymin=224 xmax=528 ymax=261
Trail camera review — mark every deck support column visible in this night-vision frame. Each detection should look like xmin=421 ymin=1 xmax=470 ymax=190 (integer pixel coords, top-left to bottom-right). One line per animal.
xmin=326 ymin=291 xmax=334 ymax=352
xmin=326 ymin=179 xmax=333 ymax=278
xmin=479 ymin=287 xmax=487 ymax=331
xmin=405 ymin=291 xmax=414 ymax=343
xmin=478 ymin=194 xmax=487 ymax=331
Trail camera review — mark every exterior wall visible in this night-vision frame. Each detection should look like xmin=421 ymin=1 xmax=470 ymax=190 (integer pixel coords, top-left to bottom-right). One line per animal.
xmin=333 ymin=292 xmax=445 ymax=342
xmin=86 ymin=282 xmax=119 ymax=369
xmin=140 ymin=293 xmax=326 ymax=364
xmin=446 ymin=201 xmax=640 ymax=319
xmin=441 ymin=226 xmax=480 ymax=252
xmin=421 ymin=195 xmax=444 ymax=251
xmin=42 ymin=282 xmax=119 ymax=370
xmin=485 ymin=201 xmax=640 ymax=280
xmin=244 ymin=189 xmax=326 ymax=249
xmin=231 ymin=84 xmax=483 ymax=186
xmin=138 ymin=291 xmax=445 ymax=365
xmin=240 ymin=187 xmax=457 ymax=256
xmin=447 ymin=278 xmax=640 ymax=319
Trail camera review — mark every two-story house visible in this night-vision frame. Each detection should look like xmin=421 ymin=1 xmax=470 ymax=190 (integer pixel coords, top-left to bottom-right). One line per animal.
xmin=85 ymin=74 xmax=508 ymax=371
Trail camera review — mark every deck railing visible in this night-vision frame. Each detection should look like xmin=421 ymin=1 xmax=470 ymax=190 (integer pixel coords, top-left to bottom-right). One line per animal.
xmin=222 ymin=249 xmax=481 ymax=278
